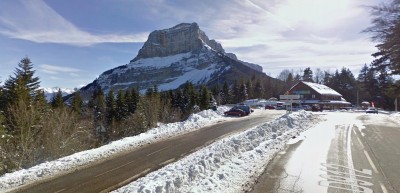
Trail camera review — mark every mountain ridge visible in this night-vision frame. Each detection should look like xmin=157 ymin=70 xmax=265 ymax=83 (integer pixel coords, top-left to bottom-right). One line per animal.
xmin=79 ymin=22 xmax=278 ymax=99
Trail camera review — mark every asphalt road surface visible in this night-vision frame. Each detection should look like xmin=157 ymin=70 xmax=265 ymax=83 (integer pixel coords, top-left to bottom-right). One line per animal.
xmin=251 ymin=113 xmax=400 ymax=193
xmin=352 ymin=115 xmax=400 ymax=193
xmin=10 ymin=110 xmax=284 ymax=193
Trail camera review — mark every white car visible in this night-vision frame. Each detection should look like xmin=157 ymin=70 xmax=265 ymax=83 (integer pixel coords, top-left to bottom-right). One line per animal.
xmin=366 ymin=108 xmax=378 ymax=114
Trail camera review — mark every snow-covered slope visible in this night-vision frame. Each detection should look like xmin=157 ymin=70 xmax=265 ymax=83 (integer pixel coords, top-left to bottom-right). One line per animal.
xmin=94 ymin=47 xmax=231 ymax=93
xmin=79 ymin=23 xmax=271 ymax=97
xmin=40 ymin=87 xmax=74 ymax=101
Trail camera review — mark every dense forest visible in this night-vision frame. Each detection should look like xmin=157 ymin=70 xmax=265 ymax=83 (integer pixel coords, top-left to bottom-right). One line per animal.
xmin=1 ymin=0 xmax=400 ymax=176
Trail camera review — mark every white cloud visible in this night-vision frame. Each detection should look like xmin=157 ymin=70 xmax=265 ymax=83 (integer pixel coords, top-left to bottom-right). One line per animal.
xmin=38 ymin=64 xmax=81 ymax=75
xmin=0 ymin=0 xmax=148 ymax=46
xmin=189 ymin=0 xmax=380 ymax=77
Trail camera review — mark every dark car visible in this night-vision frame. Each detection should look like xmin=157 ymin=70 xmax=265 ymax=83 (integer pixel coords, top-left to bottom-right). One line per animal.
xmin=236 ymin=105 xmax=253 ymax=115
xmin=265 ymin=105 xmax=275 ymax=110
xmin=311 ymin=105 xmax=323 ymax=112
xmin=224 ymin=108 xmax=246 ymax=117
xmin=366 ymin=108 xmax=378 ymax=114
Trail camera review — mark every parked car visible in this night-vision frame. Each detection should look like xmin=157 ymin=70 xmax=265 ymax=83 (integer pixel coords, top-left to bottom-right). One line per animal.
xmin=224 ymin=108 xmax=247 ymax=117
xmin=275 ymin=105 xmax=285 ymax=110
xmin=265 ymin=105 xmax=275 ymax=110
xmin=311 ymin=105 xmax=323 ymax=112
xmin=366 ymin=108 xmax=378 ymax=114
xmin=236 ymin=105 xmax=253 ymax=115
xmin=303 ymin=105 xmax=311 ymax=111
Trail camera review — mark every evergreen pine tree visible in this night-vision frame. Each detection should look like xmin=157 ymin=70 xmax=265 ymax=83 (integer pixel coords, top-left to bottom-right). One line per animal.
xmin=253 ymin=79 xmax=264 ymax=99
xmin=238 ymin=83 xmax=248 ymax=102
xmin=302 ymin=67 xmax=314 ymax=82
xmin=3 ymin=57 xmax=40 ymax=105
xmin=364 ymin=0 xmax=400 ymax=75
xmin=124 ymin=90 xmax=133 ymax=114
xmin=132 ymin=96 xmax=148 ymax=134
xmin=376 ymin=68 xmax=394 ymax=109
xmin=116 ymin=90 xmax=128 ymax=121
xmin=71 ymin=91 xmax=83 ymax=114
xmin=365 ymin=68 xmax=379 ymax=103
xmin=93 ymin=88 xmax=106 ymax=110
xmin=51 ymin=89 xmax=64 ymax=109
xmin=357 ymin=64 xmax=371 ymax=104
xmin=132 ymin=88 xmax=139 ymax=113
xmin=294 ymin=74 xmax=302 ymax=82
xmin=33 ymin=89 xmax=48 ymax=112
xmin=357 ymin=64 xmax=369 ymax=83
xmin=246 ymin=79 xmax=253 ymax=99
xmin=232 ymin=80 xmax=240 ymax=103
xmin=145 ymin=87 xmax=153 ymax=97
xmin=106 ymin=90 xmax=116 ymax=125
xmin=221 ymin=81 xmax=230 ymax=105
xmin=174 ymin=89 xmax=184 ymax=111
xmin=90 ymin=87 xmax=106 ymax=140
xmin=153 ymin=85 xmax=159 ymax=97
xmin=183 ymin=82 xmax=197 ymax=113
xmin=199 ymin=85 xmax=210 ymax=110
xmin=286 ymin=73 xmax=294 ymax=84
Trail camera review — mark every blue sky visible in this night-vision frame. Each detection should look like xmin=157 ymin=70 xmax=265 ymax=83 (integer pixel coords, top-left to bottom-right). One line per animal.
xmin=0 ymin=0 xmax=380 ymax=88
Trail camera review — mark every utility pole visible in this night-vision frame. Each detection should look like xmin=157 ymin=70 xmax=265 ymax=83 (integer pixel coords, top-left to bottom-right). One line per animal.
xmin=395 ymin=97 xmax=398 ymax=112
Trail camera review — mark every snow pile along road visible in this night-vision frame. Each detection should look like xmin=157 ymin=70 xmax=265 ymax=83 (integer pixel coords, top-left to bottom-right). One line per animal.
xmin=390 ymin=112 xmax=400 ymax=124
xmin=0 ymin=107 xmax=230 ymax=192
xmin=112 ymin=111 xmax=319 ymax=193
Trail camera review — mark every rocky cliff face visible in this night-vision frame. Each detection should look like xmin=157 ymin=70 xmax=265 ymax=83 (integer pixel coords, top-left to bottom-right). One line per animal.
xmin=79 ymin=23 xmax=270 ymax=98
xmin=132 ymin=23 xmax=225 ymax=61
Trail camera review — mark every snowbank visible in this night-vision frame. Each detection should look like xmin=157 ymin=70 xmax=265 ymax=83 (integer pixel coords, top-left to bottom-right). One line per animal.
xmin=390 ymin=112 xmax=400 ymax=124
xmin=0 ymin=106 xmax=230 ymax=192
xmin=112 ymin=111 xmax=319 ymax=193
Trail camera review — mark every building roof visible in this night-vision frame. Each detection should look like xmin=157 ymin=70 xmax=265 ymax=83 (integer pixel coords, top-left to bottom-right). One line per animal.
xmin=299 ymin=81 xmax=342 ymax=96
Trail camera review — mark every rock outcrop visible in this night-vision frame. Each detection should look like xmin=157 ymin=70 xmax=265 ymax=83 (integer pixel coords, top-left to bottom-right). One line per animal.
xmin=132 ymin=23 xmax=225 ymax=62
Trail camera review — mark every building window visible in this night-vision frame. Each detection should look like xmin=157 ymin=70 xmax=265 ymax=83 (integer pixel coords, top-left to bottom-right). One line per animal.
xmin=312 ymin=95 xmax=315 ymax=99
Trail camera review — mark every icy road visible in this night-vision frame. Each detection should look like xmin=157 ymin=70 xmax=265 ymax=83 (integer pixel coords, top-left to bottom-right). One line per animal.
xmin=251 ymin=112 xmax=400 ymax=193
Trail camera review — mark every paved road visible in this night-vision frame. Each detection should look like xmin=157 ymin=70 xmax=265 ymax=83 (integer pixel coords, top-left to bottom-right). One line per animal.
xmin=251 ymin=113 xmax=400 ymax=193
xmin=250 ymin=141 xmax=304 ymax=193
xmin=10 ymin=110 xmax=284 ymax=193
xmin=353 ymin=115 xmax=400 ymax=193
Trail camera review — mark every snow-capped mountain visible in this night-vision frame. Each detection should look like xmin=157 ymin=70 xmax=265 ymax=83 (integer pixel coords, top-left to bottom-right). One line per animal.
xmin=41 ymin=87 xmax=75 ymax=101
xmin=80 ymin=22 xmax=276 ymax=97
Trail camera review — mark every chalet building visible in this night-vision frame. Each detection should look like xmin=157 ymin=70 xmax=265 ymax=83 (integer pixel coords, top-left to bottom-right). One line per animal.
xmin=284 ymin=81 xmax=351 ymax=109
